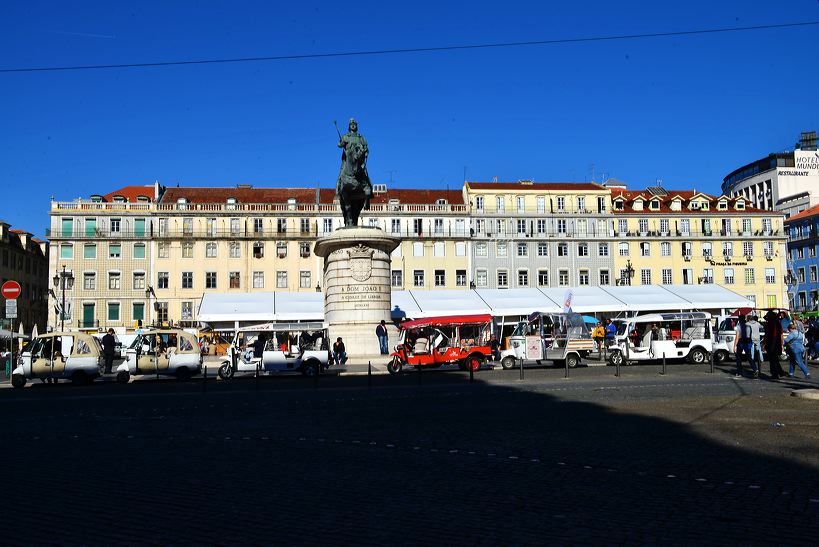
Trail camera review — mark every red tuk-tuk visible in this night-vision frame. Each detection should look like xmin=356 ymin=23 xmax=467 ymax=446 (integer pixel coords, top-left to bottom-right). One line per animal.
xmin=387 ymin=314 xmax=494 ymax=374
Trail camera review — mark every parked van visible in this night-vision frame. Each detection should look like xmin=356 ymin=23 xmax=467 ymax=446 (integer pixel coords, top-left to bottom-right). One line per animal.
xmin=499 ymin=312 xmax=595 ymax=369
xmin=608 ymin=312 xmax=713 ymax=366
xmin=12 ymin=332 xmax=103 ymax=388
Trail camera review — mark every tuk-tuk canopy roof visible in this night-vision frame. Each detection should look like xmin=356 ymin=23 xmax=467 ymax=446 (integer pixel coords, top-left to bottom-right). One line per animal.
xmin=399 ymin=314 xmax=493 ymax=329
xmin=236 ymin=321 xmax=325 ymax=333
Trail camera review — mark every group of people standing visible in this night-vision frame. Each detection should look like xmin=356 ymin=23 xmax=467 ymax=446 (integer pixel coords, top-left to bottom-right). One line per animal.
xmin=734 ymin=311 xmax=815 ymax=380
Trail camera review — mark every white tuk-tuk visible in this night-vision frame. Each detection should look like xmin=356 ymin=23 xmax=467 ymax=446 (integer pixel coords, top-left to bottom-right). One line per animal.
xmin=607 ymin=312 xmax=713 ymax=366
xmin=117 ymin=328 xmax=203 ymax=383
xmin=218 ymin=322 xmax=330 ymax=379
xmin=12 ymin=332 xmax=103 ymax=388
xmin=499 ymin=312 xmax=595 ymax=369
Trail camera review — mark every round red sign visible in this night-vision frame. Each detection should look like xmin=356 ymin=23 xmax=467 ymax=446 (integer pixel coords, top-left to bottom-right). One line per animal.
xmin=1 ymin=280 xmax=21 ymax=299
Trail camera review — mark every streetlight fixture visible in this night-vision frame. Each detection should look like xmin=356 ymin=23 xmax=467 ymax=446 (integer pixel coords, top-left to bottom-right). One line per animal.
xmin=52 ymin=265 xmax=74 ymax=332
xmin=617 ymin=260 xmax=635 ymax=286
xmin=315 ymin=283 xmax=321 ymax=293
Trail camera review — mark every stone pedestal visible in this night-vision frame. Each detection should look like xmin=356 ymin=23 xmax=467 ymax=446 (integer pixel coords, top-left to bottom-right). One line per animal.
xmin=313 ymin=227 xmax=401 ymax=359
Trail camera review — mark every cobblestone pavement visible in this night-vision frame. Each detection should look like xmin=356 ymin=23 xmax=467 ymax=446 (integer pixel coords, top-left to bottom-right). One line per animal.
xmin=1 ymin=362 xmax=818 ymax=545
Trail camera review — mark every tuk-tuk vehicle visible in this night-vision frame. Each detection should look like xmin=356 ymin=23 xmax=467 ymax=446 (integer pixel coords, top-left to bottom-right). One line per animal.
xmin=499 ymin=312 xmax=595 ymax=369
xmin=117 ymin=328 xmax=202 ymax=383
xmin=218 ymin=322 xmax=329 ymax=379
xmin=11 ymin=331 xmax=103 ymax=388
xmin=608 ymin=312 xmax=713 ymax=366
xmin=387 ymin=314 xmax=494 ymax=375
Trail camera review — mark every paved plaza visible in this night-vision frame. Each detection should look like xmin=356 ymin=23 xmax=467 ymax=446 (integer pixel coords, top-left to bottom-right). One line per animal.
xmin=1 ymin=362 xmax=818 ymax=544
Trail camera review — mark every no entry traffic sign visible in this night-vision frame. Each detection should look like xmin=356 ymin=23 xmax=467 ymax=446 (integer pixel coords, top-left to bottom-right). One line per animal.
xmin=1 ymin=280 xmax=21 ymax=300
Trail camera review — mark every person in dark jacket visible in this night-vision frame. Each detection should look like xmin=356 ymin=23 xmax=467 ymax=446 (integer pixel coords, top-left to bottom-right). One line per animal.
xmin=332 ymin=337 xmax=348 ymax=366
xmin=763 ymin=310 xmax=786 ymax=379
xmin=101 ymin=328 xmax=116 ymax=374
xmin=376 ymin=320 xmax=389 ymax=355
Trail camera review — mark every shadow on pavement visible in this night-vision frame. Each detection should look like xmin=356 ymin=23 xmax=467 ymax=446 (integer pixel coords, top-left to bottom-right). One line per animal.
xmin=0 ymin=362 xmax=817 ymax=544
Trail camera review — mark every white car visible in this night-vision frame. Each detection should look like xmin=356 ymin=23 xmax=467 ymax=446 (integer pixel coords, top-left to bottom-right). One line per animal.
xmin=12 ymin=332 xmax=103 ymax=388
xmin=117 ymin=328 xmax=202 ymax=383
xmin=218 ymin=322 xmax=330 ymax=379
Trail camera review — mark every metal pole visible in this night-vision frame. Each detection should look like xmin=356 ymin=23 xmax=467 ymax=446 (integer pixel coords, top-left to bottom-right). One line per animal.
xmin=564 ymin=353 xmax=569 ymax=379
xmin=60 ymin=266 xmax=66 ymax=332
xmin=9 ymin=317 xmax=14 ymax=383
xmin=417 ymin=361 xmax=422 ymax=386
xmin=709 ymin=350 xmax=715 ymax=374
xmin=469 ymin=360 xmax=474 ymax=383
xmin=661 ymin=353 xmax=666 ymax=375
xmin=256 ymin=359 xmax=260 ymax=391
xmin=518 ymin=356 xmax=524 ymax=380
xmin=367 ymin=360 xmax=372 ymax=389
xmin=202 ymin=359 xmax=207 ymax=392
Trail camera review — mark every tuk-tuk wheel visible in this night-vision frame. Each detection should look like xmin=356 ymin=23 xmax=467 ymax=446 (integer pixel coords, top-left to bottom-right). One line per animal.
xmin=566 ymin=354 xmax=580 ymax=368
xmin=609 ymin=351 xmax=624 ymax=366
xmin=387 ymin=357 xmax=403 ymax=375
xmin=71 ymin=371 xmax=89 ymax=385
xmin=301 ymin=361 xmax=319 ymax=377
xmin=176 ymin=367 xmax=192 ymax=381
xmin=217 ymin=363 xmax=233 ymax=380
xmin=689 ymin=348 xmax=706 ymax=364
xmin=501 ymin=356 xmax=517 ymax=370
xmin=467 ymin=354 xmax=485 ymax=371
xmin=11 ymin=374 xmax=26 ymax=389
xmin=714 ymin=350 xmax=728 ymax=363
xmin=116 ymin=371 xmax=130 ymax=384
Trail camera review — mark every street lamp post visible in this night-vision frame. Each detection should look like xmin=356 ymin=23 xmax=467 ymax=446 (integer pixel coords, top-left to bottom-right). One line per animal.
xmin=618 ymin=259 xmax=635 ymax=286
xmin=52 ymin=266 xmax=73 ymax=332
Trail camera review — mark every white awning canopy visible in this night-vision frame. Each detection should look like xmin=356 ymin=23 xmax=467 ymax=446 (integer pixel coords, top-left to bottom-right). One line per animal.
xmin=659 ymin=284 xmax=753 ymax=311
xmin=474 ymin=288 xmax=561 ymax=315
xmin=599 ymin=285 xmax=692 ymax=312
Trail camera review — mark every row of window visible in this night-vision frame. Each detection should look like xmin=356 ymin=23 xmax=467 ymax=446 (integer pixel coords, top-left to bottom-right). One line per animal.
xmin=791 ymin=245 xmax=819 ymax=261
xmin=60 ymin=242 xmax=144 ymax=260
xmin=466 ymin=267 xmax=780 ymax=288
xmin=156 ymin=271 xmax=312 ymax=290
xmin=390 ymin=270 xmax=468 ymax=288
xmin=473 ymin=240 xmax=777 ymax=259
xmin=473 ymin=195 xmax=608 ymax=214
xmin=791 ymin=265 xmax=819 ymax=285
xmin=1 ymin=248 xmax=45 ymax=276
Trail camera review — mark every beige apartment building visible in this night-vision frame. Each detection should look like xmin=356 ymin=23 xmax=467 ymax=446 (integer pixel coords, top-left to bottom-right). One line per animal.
xmin=611 ymin=188 xmax=789 ymax=308
xmin=0 ymin=222 xmax=49 ymax=332
xmin=48 ymin=183 xmax=468 ymax=329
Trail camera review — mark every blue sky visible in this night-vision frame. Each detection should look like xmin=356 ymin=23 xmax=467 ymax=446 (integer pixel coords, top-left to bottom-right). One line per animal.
xmin=2 ymin=1 xmax=818 ymax=237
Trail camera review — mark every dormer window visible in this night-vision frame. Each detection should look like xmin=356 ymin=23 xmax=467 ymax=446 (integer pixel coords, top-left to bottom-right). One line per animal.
xmin=735 ymin=201 xmax=745 ymax=210
xmin=112 ymin=195 xmax=126 ymax=203
xmin=632 ymin=199 xmax=644 ymax=211
xmin=287 ymin=198 xmax=297 ymax=210
xmin=670 ymin=198 xmax=682 ymax=211
xmin=90 ymin=195 xmax=103 ymax=203
xmin=650 ymin=199 xmax=660 ymax=210
xmin=436 ymin=198 xmax=448 ymax=206
xmin=613 ymin=199 xmax=624 ymax=211
xmin=176 ymin=197 xmax=189 ymax=210
xmin=137 ymin=195 xmax=150 ymax=202
xmin=226 ymin=197 xmax=238 ymax=210
xmin=388 ymin=198 xmax=400 ymax=211
xmin=717 ymin=200 xmax=728 ymax=210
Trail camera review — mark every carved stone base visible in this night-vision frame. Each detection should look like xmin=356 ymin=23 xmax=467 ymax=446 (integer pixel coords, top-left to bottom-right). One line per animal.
xmin=313 ymin=227 xmax=400 ymax=358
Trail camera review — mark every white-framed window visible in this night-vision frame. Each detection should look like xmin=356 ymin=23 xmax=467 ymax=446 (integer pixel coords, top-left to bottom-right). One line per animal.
xmin=517 ymin=269 xmax=529 ymax=287
xmin=276 ymin=271 xmax=288 ymax=288
xmin=536 ymin=219 xmax=547 ymax=234
xmin=638 ymin=219 xmax=649 ymax=234
xmin=391 ymin=270 xmax=403 ymax=287
xmin=108 ymin=272 xmax=121 ymax=290
xmin=109 ymin=243 xmax=121 ymax=259
xmin=229 ymin=272 xmax=241 ymax=289
xmin=598 ymin=243 xmax=609 ymax=257
xmin=391 ymin=219 xmax=401 ymax=234
xmin=597 ymin=196 xmax=606 ymax=213
xmin=556 ymin=196 xmax=565 ymax=212
xmin=745 ymin=268 xmax=755 ymax=284
xmin=538 ymin=269 xmax=549 ymax=287
xmin=110 ymin=218 xmax=121 ymax=233
xmin=578 ymin=243 xmax=588 ymax=257
xmin=475 ymin=243 xmax=487 ymax=257
xmin=435 ymin=270 xmax=446 ymax=287
xmin=182 ymin=242 xmax=193 ymax=258
xmin=680 ymin=219 xmax=690 ymax=235
xmin=578 ymin=270 xmax=589 ymax=285
xmin=300 ymin=271 xmax=311 ymax=289
xmin=433 ymin=242 xmax=445 ymax=257
xmin=618 ymin=242 xmax=629 ymax=256
xmin=230 ymin=242 xmax=241 ymax=258
xmin=230 ymin=218 xmax=241 ymax=236
xmin=253 ymin=218 xmax=263 ymax=234
xmin=83 ymin=272 xmax=96 ymax=291
xmin=723 ymin=268 xmax=735 ymax=285
xmin=253 ymin=242 xmax=264 ymax=258
xmin=205 ymin=242 xmax=217 ymax=258
xmin=181 ymin=301 xmax=194 ymax=320
xmin=661 ymin=268 xmax=672 ymax=285
xmin=517 ymin=242 xmax=528 ymax=257
xmin=538 ymin=243 xmax=548 ymax=257
xmin=702 ymin=268 xmax=714 ymax=284
xmin=207 ymin=218 xmax=217 ymax=237
xmin=557 ymin=243 xmax=568 ymax=257
xmin=516 ymin=196 xmax=525 ymax=213
xmin=475 ymin=196 xmax=484 ymax=211
xmin=83 ymin=244 xmax=96 ymax=259
xmin=660 ymin=242 xmax=671 ymax=256
xmin=618 ymin=219 xmax=628 ymax=234
xmin=252 ymin=271 xmax=264 ymax=288
xmin=476 ymin=269 xmax=487 ymax=287
xmin=60 ymin=243 xmax=74 ymax=260
xmin=640 ymin=269 xmax=652 ymax=285
xmin=558 ymin=269 xmax=569 ymax=287
xmin=577 ymin=196 xmax=586 ymax=211
xmin=722 ymin=241 xmax=733 ymax=257
xmin=323 ymin=218 xmax=333 ymax=233
xmin=537 ymin=196 xmax=546 ymax=213
xmin=107 ymin=302 xmax=120 ymax=322
xmin=702 ymin=242 xmax=712 ymax=258
xmin=763 ymin=241 xmax=774 ymax=256
xmin=157 ymin=272 xmax=169 ymax=289
xmin=413 ymin=242 xmax=424 ymax=257
xmin=133 ymin=272 xmax=145 ymax=290
xmin=277 ymin=242 xmax=287 ymax=258
xmin=516 ymin=219 xmax=526 ymax=235
xmin=496 ymin=196 xmax=505 ymax=213
xmin=497 ymin=270 xmax=508 ymax=288
xmin=456 ymin=270 xmax=466 ymax=287
xmin=640 ymin=242 xmax=650 ymax=257
xmin=557 ymin=219 xmax=567 ymax=234
xmin=743 ymin=241 xmax=753 ymax=257
xmin=659 ymin=219 xmax=669 ymax=234
xmin=497 ymin=242 xmax=507 ymax=257
xmin=413 ymin=270 xmax=425 ymax=287
xmin=205 ymin=272 xmax=217 ymax=289
xmin=158 ymin=242 xmax=169 ymax=258
xmin=599 ymin=269 xmax=610 ymax=285
xmin=455 ymin=242 xmax=466 ymax=256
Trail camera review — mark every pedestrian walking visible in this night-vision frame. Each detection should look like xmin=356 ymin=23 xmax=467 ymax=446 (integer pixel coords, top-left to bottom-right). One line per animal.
xmin=763 ymin=310 xmax=787 ymax=379
xmin=333 ymin=337 xmax=348 ymax=366
xmin=784 ymin=323 xmax=811 ymax=379
xmin=101 ymin=328 xmax=116 ymax=374
xmin=747 ymin=315 xmax=764 ymax=371
xmin=592 ymin=322 xmax=605 ymax=356
xmin=733 ymin=315 xmax=758 ymax=378
xmin=604 ymin=318 xmax=616 ymax=348
xmin=489 ymin=333 xmax=500 ymax=361
xmin=376 ymin=320 xmax=389 ymax=355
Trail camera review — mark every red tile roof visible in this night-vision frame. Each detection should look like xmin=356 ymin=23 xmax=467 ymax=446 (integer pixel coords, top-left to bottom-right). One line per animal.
xmin=103 ymin=185 xmax=155 ymax=202
xmin=161 ymin=186 xmax=465 ymax=205
xmin=610 ymin=189 xmax=769 ymax=215
xmin=466 ymin=181 xmax=604 ymax=191
xmin=9 ymin=229 xmax=31 ymax=235
xmin=786 ymin=203 xmax=819 ymax=222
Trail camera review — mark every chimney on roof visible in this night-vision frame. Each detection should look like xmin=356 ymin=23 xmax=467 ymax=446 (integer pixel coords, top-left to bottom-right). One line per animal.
xmin=0 ymin=221 xmax=8 ymax=241
xmin=38 ymin=240 xmax=49 ymax=255
xmin=236 ymin=184 xmax=253 ymax=189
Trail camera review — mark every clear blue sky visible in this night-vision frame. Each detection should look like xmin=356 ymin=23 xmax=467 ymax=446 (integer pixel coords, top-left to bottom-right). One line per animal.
xmin=2 ymin=1 xmax=818 ymax=237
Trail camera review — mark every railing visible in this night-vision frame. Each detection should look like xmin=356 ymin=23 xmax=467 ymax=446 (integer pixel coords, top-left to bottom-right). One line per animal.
xmin=52 ymin=201 xmax=153 ymax=211
xmin=76 ymin=319 xmax=100 ymax=329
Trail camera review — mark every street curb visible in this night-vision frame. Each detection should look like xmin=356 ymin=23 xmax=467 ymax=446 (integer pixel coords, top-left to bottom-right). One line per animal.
xmin=791 ymin=388 xmax=819 ymax=400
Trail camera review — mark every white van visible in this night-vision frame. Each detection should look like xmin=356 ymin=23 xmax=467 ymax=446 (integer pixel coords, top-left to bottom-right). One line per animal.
xmin=608 ymin=312 xmax=713 ymax=366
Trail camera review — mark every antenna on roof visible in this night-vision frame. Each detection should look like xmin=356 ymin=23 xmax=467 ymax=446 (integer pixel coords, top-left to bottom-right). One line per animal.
xmin=491 ymin=176 xmax=498 ymax=183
